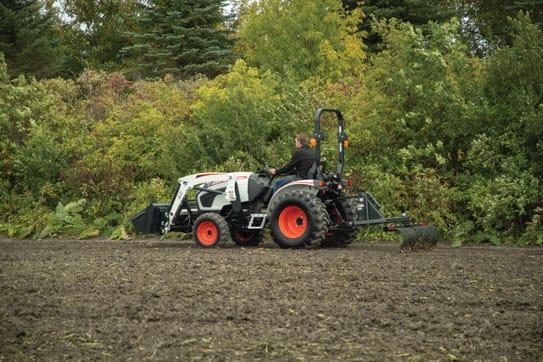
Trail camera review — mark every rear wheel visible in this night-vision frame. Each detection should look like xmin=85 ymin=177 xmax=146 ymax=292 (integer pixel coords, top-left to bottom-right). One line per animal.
xmin=322 ymin=197 xmax=359 ymax=247
xmin=193 ymin=213 xmax=231 ymax=248
xmin=269 ymin=190 xmax=328 ymax=248
xmin=231 ymin=225 xmax=263 ymax=247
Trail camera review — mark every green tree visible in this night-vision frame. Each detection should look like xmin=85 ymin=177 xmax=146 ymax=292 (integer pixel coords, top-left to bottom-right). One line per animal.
xmin=342 ymin=0 xmax=456 ymax=53
xmin=122 ymin=0 xmax=235 ymax=80
xmin=355 ymin=19 xmax=483 ymax=167
xmin=191 ymin=60 xmax=289 ymax=169
xmin=343 ymin=0 xmax=454 ymax=24
xmin=323 ymin=19 xmax=485 ymax=235
xmin=0 ymin=54 xmax=90 ymax=237
xmin=459 ymin=12 xmax=543 ymax=243
xmin=59 ymin=0 xmax=141 ymax=75
xmin=481 ymin=12 xmax=543 ymax=178
xmin=0 ymin=0 xmax=64 ymax=79
xmin=237 ymin=0 xmax=366 ymax=83
xmin=451 ymin=0 xmax=543 ymax=55
xmin=0 ymin=54 xmax=49 ymax=184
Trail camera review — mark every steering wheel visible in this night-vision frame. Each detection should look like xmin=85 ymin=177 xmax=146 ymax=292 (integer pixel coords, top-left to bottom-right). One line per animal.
xmin=255 ymin=166 xmax=277 ymax=183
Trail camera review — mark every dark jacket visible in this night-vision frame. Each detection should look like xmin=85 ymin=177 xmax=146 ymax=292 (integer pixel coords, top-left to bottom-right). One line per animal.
xmin=275 ymin=145 xmax=316 ymax=179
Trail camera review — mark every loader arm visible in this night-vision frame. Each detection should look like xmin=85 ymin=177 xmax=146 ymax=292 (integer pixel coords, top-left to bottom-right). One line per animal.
xmin=164 ymin=173 xmax=245 ymax=234
xmin=164 ymin=178 xmax=194 ymax=234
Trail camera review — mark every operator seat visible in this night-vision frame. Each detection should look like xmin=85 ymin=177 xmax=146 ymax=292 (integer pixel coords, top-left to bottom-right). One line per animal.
xmin=307 ymin=161 xmax=323 ymax=180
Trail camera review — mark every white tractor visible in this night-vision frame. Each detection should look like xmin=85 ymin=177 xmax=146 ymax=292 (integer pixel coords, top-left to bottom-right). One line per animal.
xmin=131 ymin=109 xmax=439 ymax=250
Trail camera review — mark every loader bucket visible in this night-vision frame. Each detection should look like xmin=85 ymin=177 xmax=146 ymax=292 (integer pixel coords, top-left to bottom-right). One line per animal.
xmin=130 ymin=203 xmax=169 ymax=235
xmin=388 ymin=225 xmax=440 ymax=252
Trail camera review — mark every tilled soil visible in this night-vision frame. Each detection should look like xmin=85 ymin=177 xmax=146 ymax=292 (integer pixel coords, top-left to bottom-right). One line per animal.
xmin=1 ymin=238 xmax=542 ymax=361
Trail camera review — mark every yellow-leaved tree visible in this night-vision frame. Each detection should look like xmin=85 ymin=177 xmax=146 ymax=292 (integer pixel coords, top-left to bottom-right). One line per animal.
xmin=237 ymin=0 xmax=366 ymax=83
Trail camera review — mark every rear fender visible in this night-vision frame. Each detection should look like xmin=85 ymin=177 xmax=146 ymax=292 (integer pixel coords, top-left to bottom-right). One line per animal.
xmin=268 ymin=180 xmax=319 ymax=207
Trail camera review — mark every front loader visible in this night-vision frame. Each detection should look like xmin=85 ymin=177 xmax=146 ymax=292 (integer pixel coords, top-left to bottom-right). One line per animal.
xmin=130 ymin=108 xmax=440 ymax=251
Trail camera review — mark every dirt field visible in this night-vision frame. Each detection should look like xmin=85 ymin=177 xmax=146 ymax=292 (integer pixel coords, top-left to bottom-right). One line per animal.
xmin=1 ymin=237 xmax=542 ymax=361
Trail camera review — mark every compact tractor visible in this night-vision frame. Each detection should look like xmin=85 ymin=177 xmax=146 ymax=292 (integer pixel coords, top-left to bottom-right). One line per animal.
xmin=131 ymin=108 xmax=439 ymax=251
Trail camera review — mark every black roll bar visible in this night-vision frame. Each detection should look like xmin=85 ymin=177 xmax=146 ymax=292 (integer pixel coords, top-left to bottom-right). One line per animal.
xmin=313 ymin=108 xmax=348 ymax=178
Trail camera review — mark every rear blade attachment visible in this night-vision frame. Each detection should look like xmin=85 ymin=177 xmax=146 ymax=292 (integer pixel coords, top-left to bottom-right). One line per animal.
xmin=384 ymin=224 xmax=440 ymax=252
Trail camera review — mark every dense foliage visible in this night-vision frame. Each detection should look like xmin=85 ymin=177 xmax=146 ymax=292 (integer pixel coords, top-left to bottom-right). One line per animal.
xmin=0 ymin=0 xmax=541 ymax=245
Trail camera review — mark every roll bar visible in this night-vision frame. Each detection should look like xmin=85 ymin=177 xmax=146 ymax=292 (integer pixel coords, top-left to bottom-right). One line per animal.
xmin=313 ymin=108 xmax=348 ymax=178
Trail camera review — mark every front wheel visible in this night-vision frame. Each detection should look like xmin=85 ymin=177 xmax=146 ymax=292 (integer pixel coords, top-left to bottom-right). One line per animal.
xmin=193 ymin=213 xmax=231 ymax=248
xmin=268 ymin=190 xmax=328 ymax=248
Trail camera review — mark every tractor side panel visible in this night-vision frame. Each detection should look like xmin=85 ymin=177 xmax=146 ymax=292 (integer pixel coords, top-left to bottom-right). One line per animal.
xmin=187 ymin=172 xmax=253 ymax=210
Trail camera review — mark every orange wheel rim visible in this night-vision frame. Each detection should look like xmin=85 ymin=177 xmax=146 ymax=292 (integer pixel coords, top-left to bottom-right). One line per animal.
xmin=234 ymin=229 xmax=252 ymax=241
xmin=197 ymin=221 xmax=218 ymax=246
xmin=278 ymin=205 xmax=307 ymax=239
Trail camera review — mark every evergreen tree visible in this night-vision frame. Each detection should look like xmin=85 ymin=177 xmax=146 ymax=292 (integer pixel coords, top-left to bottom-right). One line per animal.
xmin=0 ymin=0 xmax=64 ymax=79
xmin=122 ymin=0 xmax=235 ymax=80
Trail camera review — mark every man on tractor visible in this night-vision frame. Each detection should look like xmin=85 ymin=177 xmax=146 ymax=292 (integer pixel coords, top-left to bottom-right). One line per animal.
xmin=267 ymin=133 xmax=317 ymax=192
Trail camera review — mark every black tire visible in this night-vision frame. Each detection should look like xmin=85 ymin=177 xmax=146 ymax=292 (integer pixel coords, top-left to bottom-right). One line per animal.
xmin=322 ymin=197 xmax=359 ymax=247
xmin=230 ymin=226 xmax=263 ymax=247
xmin=192 ymin=213 xmax=231 ymax=248
xmin=268 ymin=189 xmax=328 ymax=248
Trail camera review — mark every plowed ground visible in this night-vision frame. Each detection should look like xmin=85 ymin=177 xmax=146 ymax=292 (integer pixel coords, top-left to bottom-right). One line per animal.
xmin=1 ymin=238 xmax=542 ymax=361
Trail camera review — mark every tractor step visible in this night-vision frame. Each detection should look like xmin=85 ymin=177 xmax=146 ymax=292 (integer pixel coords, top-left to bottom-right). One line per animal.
xmin=247 ymin=213 xmax=267 ymax=229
